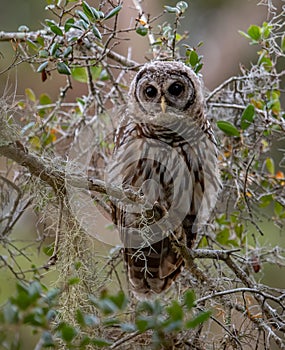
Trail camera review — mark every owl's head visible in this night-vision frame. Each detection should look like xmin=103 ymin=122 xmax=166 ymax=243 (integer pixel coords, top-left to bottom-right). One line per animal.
xmin=129 ymin=61 xmax=204 ymax=120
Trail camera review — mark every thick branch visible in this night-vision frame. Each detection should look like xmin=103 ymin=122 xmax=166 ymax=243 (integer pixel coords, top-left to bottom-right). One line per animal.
xmin=0 ymin=142 xmax=63 ymax=192
xmin=0 ymin=141 xmax=143 ymax=205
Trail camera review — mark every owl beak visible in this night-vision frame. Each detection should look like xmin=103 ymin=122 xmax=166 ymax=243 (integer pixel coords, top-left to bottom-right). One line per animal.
xmin=160 ymin=96 xmax=167 ymax=113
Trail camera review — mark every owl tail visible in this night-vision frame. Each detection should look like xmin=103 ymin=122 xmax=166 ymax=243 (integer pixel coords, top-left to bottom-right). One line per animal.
xmin=124 ymin=236 xmax=184 ymax=298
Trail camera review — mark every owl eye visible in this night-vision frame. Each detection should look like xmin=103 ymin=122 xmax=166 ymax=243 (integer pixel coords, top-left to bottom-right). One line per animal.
xmin=168 ymin=82 xmax=184 ymax=96
xmin=144 ymin=85 xmax=158 ymax=98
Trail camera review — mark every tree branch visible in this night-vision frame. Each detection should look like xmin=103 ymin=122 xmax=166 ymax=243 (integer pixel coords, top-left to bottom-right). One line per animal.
xmin=0 ymin=140 xmax=143 ymax=205
xmin=0 ymin=30 xmax=140 ymax=69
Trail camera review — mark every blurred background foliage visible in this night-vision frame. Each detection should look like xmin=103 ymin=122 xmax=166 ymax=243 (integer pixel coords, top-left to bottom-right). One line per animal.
xmin=0 ymin=0 xmax=269 ymax=94
xmin=0 ymin=0 xmax=284 ymax=349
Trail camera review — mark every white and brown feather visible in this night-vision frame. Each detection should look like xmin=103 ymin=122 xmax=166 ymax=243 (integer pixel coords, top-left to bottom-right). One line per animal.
xmin=109 ymin=61 xmax=220 ymax=298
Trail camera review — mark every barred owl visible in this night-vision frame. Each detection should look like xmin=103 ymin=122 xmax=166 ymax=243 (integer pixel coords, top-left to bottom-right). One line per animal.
xmin=108 ymin=61 xmax=220 ymax=298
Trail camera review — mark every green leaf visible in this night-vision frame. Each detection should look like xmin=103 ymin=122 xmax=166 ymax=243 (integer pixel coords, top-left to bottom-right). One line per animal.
xmin=59 ymin=323 xmax=78 ymax=342
xmin=188 ymin=50 xmax=199 ymax=67
xmin=71 ymin=67 xmax=87 ymax=82
xmin=247 ymin=25 xmax=261 ymax=41
xmin=71 ymin=66 xmax=102 ymax=83
xmin=265 ymin=157 xmax=275 ymax=175
xmin=37 ymin=61 xmax=48 ymax=73
xmin=166 ymin=300 xmax=183 ymax=321
xmin=241 ymin=104 xmax=255 ymax=130
xmin=64 ymin=18 xmax=75 ymax=32
xmin=216 ymin=228 xmax=230 ymax=245
xmin=136 ymin=318 xmax=150 ymax=332
xmin=238 ymin=30 xmax=250 ymax=40
xmin=36 ymin=36 xmax=45 ymax=46
xmin=49 ymin=42 xmax=60 ymax=56
xmin=43 ymin=243 xmax=54 ymax=256
xmin=259 ymin=194 xmax=273 ymax=208
xmin=68 ymin=277 xmax=81 ymax=285
xmin=48 ymin=22 xmax=64 ymax=36
xmin=184 ymin=290 xmax=196 ymax=310
xmin=57 ymin=62 xmax=71 ymax=75
xmin=258 ymin=55 xmax=272 ymax=69
xmin=39 ymin=93 xmax=51 ymax=105
xmin=25 ymin=88 xmax=36 ymax=102
xmin=63 ymin=46 xmax=73 ymax=58
xmin=185 ymin=310 xmax=211 ymax=329
xmin=261 ymin=22 xmax=272 ymax=39
xmin=26 ymin=39 xmax=39 ymax=52
xmin=82 ymin=1 xmax=96 ymax=20
xmin=92 ymin=25 xmax=102 ymax=40
xmin=136 ymin=25 xmax=148 ymax=36
xmin=104 ymin=5 xmax=122 ymax=20
xmin=274 ymin=201 xmax=285 ymax=217
xmin=23 ymin=308 xmax=45 ymax=327
xmin=217 ymin=121 xmax=240 ymax=137
xmin=76 ymin=10 xmax=90 ymax=24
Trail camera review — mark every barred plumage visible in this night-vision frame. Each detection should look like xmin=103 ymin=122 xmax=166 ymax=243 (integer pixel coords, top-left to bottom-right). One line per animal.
xmin=108 ymin=61 xmax=220 ymax=298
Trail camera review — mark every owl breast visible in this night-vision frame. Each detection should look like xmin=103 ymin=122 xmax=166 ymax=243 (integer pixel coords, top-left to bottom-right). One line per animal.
xmin=109 ymin=120 xmax=205 ymax=298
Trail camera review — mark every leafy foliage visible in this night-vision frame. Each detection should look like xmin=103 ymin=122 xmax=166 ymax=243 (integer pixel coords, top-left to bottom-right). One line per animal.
xmin=0 ymin=282 xmax=210 ymax=349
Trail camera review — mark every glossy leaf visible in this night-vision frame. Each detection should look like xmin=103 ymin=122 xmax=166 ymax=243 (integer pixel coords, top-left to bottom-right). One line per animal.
xmin=82 ymin=1 xmax=96 ymax=20
xmin=49 ymin=42 xmax=60 ymax=56
xmin=63 ymin=46 xmax=73 ymax=58
xmin=136 ymin=25 xmax=148 ymax=36
xmin=76 ymin=10 xmax=90 ymax=24
xmin=37 ymin=61 xmax=48 ymax=73
xmin=104 ymin=5 xmax=122 ymax=20
xmin=48 ymin=22 xmax=63 ymax=36
xmin=241 ymin=104 xmax=255 ymax=130
xmin=217 ymin=121 xmax=240 ymax=137
xmin=64 ymin=18 xmax=75 ymax=32
xmin=92 ymin=25 xmax=102 ymax=40
xmin=57 ymin=62 xmax=71 ymax=75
